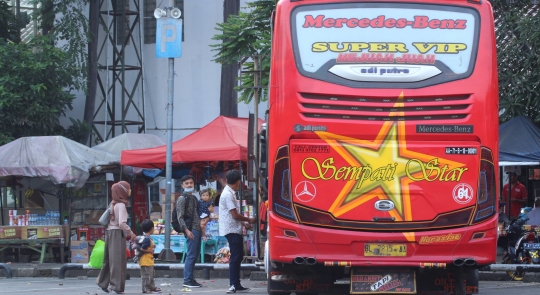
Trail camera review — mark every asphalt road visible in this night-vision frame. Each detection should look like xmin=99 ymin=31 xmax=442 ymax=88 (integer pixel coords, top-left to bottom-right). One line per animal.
xmin=0 ymin=278 xmax=540 ymax=295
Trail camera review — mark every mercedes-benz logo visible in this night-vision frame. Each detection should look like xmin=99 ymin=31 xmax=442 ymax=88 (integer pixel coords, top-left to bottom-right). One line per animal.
xmin=294 ymin=181 xmax=317 ymax=202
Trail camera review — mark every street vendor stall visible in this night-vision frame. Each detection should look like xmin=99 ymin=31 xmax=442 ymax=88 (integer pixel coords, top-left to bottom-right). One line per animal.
xmin=0 ymin=136 xmax=115 ymax=263
xmin=91 ymin=133 xmax=166 ymax=234
xmin=121 ymin=116 xmax=263 ymax=261
xmin=499 ymin=116 xmax=540 ymax=217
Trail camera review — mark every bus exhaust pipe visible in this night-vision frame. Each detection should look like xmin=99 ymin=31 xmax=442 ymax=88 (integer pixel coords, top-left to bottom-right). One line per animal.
xmin=305 ymin=257 xmax=317 ymax=265
xmin=294 ymin=257 xmax=306 ymax=264
xmin=464 ymin=258 xmax=476 ymax=266
xmin=453 ymin=258 xmax=465 ymax=266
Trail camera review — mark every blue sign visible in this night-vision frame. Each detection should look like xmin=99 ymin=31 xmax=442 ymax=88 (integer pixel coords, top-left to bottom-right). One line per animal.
xmin=156 ymin=18 xmax=182 ymax=58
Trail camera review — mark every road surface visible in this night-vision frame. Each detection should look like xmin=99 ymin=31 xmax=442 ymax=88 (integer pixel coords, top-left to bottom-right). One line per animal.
xmin=0 ymin=277 xmax=539 ymax=294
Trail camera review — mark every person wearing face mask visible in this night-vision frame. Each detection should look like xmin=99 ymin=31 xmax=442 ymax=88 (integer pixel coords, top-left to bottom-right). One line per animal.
xmin=176 ymin=175 xmax=203 ymax=288
xmin=97 ymin=181 xmax=137 ymax=294
xmin=219 ymin=170 xmax=256 ymax=293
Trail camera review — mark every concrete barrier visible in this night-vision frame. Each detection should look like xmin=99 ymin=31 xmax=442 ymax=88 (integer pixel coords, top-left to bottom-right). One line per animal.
xmin=480 ymin=264 xmax=540 ymax=272
xmin=58 ymin=263 xmax=264 ymax=279
xmin=0 ymin=263 xmax=13 ymax=279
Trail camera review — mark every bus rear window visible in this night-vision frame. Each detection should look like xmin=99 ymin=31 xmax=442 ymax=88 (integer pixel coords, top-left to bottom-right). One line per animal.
xmin=292 ymin=3 xmax=479 ymax=88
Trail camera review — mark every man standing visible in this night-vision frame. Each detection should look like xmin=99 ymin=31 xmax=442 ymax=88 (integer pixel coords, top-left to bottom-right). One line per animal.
xmin=525 ymin=197 xmax=540 ymax=226
xmin=219 ymin=170 xmax=256 ymax=293
xmin=502 ymin=172 xmax=528 ymax=219
xmin=176 ymin=175 xmax=202 ymax=288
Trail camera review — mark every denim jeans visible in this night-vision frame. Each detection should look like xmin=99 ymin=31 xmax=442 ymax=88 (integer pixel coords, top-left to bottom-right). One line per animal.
xmin=225 ymin=233 xmax=244 ymax=287
xmin=184 ymin=229 xmax=201 ymax=282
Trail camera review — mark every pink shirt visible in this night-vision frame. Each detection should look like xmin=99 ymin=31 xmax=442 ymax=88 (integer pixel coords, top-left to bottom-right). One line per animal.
xmin=107 ymin=202 xmax=131 ymax=233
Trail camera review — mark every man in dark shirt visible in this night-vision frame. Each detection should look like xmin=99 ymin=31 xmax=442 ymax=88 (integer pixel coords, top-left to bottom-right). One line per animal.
xmin=176 ymin=175 xmax=202 ymax=288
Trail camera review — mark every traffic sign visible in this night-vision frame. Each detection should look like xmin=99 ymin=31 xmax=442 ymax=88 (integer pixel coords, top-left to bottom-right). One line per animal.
xmin=156 ymin=18 xmax=182 ymax=58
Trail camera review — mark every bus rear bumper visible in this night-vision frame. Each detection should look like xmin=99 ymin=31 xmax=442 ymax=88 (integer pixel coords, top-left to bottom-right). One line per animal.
xmin=268 ymin=215 xmax=498 ymax=267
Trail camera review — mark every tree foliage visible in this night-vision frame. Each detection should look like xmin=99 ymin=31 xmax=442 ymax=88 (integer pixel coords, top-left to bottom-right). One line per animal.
xmin=0 ymin=0 xmax=91 ymax=144
xmin=211 ymin=0 xmax=275 ymax=104
xmin=492 ymin=0 xmax=540 ymax=123
xmin=0 ymin=0 xmax=19 ymax=43
xmin=0 ymin=37 xmax=76 ymax=145
xmin=33 ymin=0 xmax=90 ymax=91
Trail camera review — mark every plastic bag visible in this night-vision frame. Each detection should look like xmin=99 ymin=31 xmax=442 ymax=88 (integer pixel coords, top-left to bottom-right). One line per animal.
xmin=88 ymin=240 xmax=105 ymax=269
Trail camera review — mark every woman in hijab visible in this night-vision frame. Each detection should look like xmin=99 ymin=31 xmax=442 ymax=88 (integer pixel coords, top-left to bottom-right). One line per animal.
xmin=97 ymin=181 xmax=137 ymax=294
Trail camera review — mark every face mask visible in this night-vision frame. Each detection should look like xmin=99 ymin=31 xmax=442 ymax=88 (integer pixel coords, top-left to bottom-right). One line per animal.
xmin=184 ymin=187 xmax=194 ymax=193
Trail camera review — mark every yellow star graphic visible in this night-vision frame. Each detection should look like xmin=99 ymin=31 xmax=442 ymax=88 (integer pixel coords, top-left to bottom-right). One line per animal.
xmin=314 ymin=92 xmax=467 ymax=223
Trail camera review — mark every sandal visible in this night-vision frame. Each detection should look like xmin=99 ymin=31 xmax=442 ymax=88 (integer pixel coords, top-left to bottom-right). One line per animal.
xmin=152 ymin=288 xmax=162 ymax=292
xmin=109 ymin=289 xmax=124 ymax=294
xmin=143 ymin=291 xmax=161 ymax=294
xmin=98 ymin=286 xmax=110 ymax=293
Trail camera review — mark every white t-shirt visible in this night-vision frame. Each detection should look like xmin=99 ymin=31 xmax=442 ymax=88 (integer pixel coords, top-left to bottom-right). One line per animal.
xmin=219 ymin=185 xmax=242 ymax=236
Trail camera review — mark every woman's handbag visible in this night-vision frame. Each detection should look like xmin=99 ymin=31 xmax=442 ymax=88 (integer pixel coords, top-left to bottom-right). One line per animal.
xmin=98 ymin=206 xmax=111 ymax=226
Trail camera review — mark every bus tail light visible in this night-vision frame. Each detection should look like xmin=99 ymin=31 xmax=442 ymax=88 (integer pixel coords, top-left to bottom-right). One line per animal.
xmin=473 ymin=147 xmax=496 ymax=223
xmin=271 ymin=145 xmax=297 ymax=222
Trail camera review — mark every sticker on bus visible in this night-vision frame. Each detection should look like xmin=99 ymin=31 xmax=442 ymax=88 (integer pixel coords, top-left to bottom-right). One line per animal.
xmin=445 ymin=147 xmax=478 ymax=155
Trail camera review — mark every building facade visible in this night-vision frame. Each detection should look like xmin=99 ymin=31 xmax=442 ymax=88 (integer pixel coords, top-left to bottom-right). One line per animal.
xmin=61 ymin=0 xmax=267 ymax=144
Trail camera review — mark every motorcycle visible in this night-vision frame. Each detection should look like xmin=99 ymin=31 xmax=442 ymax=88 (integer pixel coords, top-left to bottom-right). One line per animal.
xmin=502 ymin=217 xmax=540 ymax=280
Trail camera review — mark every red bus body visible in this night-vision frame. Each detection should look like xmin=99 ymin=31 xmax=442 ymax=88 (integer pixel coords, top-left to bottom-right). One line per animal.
xmin=264 ymin=0 xmax=498 ymax=294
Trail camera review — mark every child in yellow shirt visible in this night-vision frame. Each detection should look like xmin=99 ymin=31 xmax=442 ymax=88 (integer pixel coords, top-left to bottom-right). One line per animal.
xmin=139 ymin=219 xmax=161 ymax=294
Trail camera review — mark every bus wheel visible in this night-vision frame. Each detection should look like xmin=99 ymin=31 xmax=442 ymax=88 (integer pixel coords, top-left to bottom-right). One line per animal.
xmin=453 ymin=267 xmax=466 ymax=295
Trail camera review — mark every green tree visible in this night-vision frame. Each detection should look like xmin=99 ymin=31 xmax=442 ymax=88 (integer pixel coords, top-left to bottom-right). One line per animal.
xmin=0 ymin=37 xmax=76 ymax=145
xmin=211 ymin=0 xmax=275 ymax=104
xmin=0 ymin=1 xmax=91 ymax=144
xmin=492 ymin=0 xmax=540 ymax=122
xmin=33 ymin=0 xmax=90 ymax=91
xmin=0 ymin=0 xmax=19 ymax=43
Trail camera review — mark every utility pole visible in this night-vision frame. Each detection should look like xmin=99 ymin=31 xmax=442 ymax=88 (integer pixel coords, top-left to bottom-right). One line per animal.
xmin=154 ymin=1 xmax=183 ymax=261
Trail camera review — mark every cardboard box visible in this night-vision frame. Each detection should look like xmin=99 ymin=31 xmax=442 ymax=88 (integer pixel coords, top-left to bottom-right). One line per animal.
xmin=71 ymin=250 xmax=89 ymax=263
xmin=70 ymin=240 xmax=89 ymax=263
xmin=71 ymin=240 xmax=90 ymax=251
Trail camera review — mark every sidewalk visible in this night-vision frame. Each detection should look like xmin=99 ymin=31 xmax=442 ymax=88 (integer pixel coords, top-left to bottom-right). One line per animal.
xmin=1 ymin=262 xmax=540 ymax=282
xmin=0 ymin=262 xmax=249 ymax=280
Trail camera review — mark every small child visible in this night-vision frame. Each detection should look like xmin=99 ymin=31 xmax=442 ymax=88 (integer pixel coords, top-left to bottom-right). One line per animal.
xmin=139 ymin=219 xmax=161 ymax=294
xmin=198 ymin=189 xmax=214 ymax=240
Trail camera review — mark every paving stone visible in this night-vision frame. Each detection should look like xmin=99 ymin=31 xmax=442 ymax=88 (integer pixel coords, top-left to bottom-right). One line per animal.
xmin=250 ymin=271 xmax=267 ymax=281
xmin=17 ymin=268 xmax=35 ymax=277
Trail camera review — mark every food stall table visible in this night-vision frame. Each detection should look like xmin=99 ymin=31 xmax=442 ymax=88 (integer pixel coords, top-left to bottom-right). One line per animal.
xmin=152 ymin=235 xmax=227 ymax=263
xmin=0 ymin=238 xmax=65 ymax=263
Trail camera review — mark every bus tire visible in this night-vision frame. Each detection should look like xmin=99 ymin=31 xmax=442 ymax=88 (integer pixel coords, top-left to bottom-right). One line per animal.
xmin=266 ymin=241 xmax=291 ymax=295
xmin=454 ymin=267 xmax=466 ymax=295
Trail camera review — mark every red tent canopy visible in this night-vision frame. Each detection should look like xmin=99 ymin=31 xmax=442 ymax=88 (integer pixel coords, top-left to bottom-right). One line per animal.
xmin=120 ymin=116 xmax=263 ymax=168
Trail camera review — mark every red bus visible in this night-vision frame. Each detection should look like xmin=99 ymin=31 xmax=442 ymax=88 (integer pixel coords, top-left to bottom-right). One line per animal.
xmin=261 ymin=0 xmax=498 ymax=294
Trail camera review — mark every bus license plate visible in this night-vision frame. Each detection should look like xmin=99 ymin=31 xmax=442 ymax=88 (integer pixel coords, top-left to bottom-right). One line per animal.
xmin=364 ymin=244 xmax=407 ymax=257
xmin=524 ymin=243 xmax=540 ymax=250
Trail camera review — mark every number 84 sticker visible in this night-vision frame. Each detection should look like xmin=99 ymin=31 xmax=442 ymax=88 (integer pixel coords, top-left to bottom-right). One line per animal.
xmin=453 ymin=183 xmax=474 ymax=204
